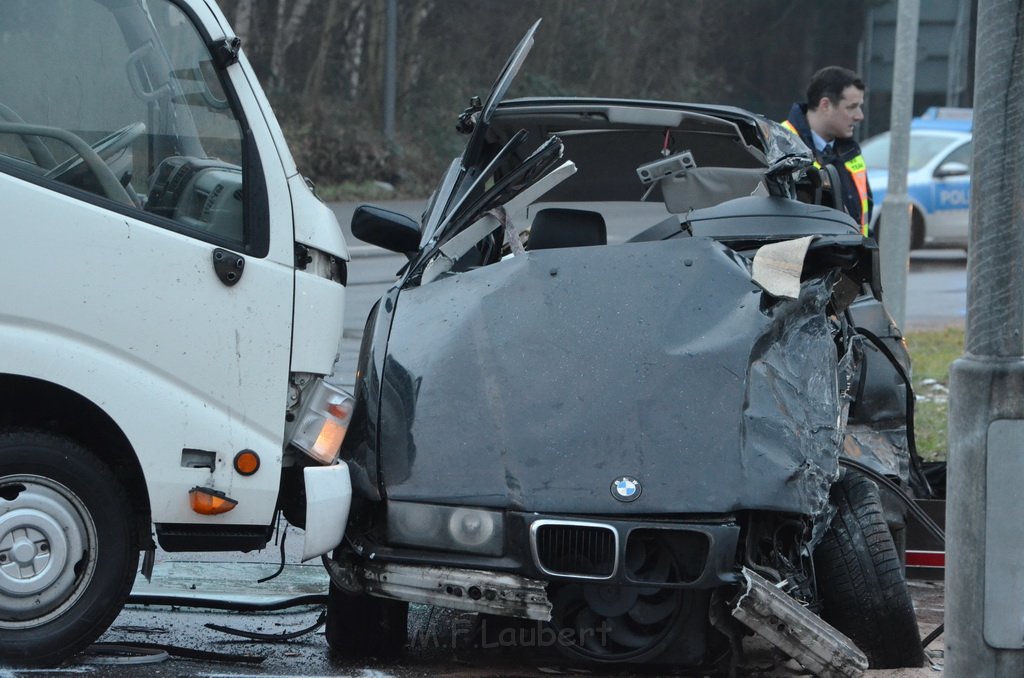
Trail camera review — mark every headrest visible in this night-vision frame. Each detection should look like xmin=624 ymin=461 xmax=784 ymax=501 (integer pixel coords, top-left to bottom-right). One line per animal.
xmin=527 ymin=208 xmax=607 ymax=250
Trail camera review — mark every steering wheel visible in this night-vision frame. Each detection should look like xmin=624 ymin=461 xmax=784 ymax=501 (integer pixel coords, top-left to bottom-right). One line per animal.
xmin=0 ymin=119 xmax=137 ymax=206
xmin=44 ymin=121 xmax=146 ymax=184
xmin=0 ymin=102 xmax=57 ymax=169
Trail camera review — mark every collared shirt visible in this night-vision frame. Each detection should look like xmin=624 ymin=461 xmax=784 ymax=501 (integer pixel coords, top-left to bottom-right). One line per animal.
xmin=810 ymin=129 xmax=831 ymax=154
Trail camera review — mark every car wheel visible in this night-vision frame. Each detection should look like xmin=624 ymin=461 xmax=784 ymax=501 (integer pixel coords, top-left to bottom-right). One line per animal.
xmin=910 ymin=209 xmax=925 ymax=250
xmin=813 ymin=472 xmax=924 ymax=668
xmin=0 ymin=430 xmax=138 ymax=666
xmin=873 ymin=212 xmax=925 ymax=251
xmin=325 ymin=585 xmax=408 ymax=659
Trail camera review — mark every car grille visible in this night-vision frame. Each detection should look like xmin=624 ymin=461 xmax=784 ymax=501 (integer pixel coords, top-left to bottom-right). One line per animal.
xmin=625 ymin=528 xmax=710 ymax=584
xmin=531 ymin=521 xmax=618 ymax=579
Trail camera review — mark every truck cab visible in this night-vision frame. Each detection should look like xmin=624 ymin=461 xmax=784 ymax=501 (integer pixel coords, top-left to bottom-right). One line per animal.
xmin=0 ymin=0 xmax=352 ymax=665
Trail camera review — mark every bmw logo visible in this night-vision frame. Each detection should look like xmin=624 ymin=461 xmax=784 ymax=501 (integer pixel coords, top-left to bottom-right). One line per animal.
xmin=611 ymin=476 xmax=642 ymax=502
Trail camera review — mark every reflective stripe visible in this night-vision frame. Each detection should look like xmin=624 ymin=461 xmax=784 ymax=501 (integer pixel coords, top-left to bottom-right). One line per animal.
xmin=845 ymin=157 xmax=870 ymax=235
xmin=906 ymin=550 xmax=945 ymax=568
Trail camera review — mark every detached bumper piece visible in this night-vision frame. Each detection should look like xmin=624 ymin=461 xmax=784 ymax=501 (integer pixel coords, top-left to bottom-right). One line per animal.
xmin=730 ymin=567 xmax=868 ymax=678
xmin=359 ymin=562 xmax=551 ymax=622
xmin=301 ymin=462 xmax=352 ymax=561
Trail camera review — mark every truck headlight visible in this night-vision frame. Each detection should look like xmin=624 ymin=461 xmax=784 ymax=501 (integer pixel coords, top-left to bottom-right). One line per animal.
xmin=388 ymin=501 xmax=504 ymax=556
xmin=287 ymin=380 xmax=354 ymax=465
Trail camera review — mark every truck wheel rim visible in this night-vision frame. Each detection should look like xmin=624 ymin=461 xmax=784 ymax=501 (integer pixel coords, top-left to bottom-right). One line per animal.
xmin=0 ymin=476 xmax=96 ymax=627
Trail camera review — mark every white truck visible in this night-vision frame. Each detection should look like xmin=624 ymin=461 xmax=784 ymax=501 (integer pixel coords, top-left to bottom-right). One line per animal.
xmin=0 ymin=0 xmax=354 ymax=666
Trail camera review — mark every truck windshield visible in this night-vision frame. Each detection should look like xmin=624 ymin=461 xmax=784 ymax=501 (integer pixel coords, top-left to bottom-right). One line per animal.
xmin=0 ymin=0 xmax=248 ymax=246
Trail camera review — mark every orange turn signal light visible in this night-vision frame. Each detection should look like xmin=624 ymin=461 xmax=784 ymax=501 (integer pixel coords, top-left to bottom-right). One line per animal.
xmin=189 ymin=486 xmax=238 ymax=515
xmin=233 ymin=450 xmax=260 ymax=476
xmin=326 ymin=400 xmax=352 ymax=420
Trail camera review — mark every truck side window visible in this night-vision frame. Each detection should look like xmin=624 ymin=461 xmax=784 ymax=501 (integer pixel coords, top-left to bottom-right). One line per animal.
xmin=0 ymin=0 xmax=251 ymax=250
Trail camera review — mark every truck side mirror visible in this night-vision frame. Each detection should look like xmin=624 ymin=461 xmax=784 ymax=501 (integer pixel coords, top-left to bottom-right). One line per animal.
xmin=351 ymin=204 xmax=421 ymax=257
xmin=934 ymin=161 xmax=969 ymax=179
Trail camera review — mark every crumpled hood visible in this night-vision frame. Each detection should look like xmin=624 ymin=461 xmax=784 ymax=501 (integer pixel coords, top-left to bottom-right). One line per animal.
xmin=376 ymin=236 xmax=843 ymax=516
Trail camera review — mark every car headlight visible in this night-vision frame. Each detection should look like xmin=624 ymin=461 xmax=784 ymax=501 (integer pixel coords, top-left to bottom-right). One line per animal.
xmin=387 ymin=501 xmax=504 ymax=556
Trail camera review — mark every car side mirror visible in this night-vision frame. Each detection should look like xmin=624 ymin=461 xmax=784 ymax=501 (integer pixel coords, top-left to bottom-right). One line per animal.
xmin=934 ymin=161 xmax=969 ymax=179
xmin=351 ymin=204 xmax=421 ymax=257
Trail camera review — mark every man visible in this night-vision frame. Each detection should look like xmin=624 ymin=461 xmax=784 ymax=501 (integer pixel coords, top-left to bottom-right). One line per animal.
xmin=783 ymin=66 xmax=872 ymax=236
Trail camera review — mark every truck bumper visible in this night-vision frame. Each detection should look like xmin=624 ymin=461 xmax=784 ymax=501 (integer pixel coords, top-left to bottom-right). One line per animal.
xmin=301 ymin=462 xmax=352 ymax=561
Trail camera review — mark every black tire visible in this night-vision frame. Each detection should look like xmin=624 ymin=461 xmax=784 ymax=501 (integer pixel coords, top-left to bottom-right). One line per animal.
xmin=910 ymin=209 xmax=925 ymax=250
xmin=0 ymin=430 xmax=139 ymax=666
xmin=325 ymin=584 xmax=408 ymax=659
xmin=814 ymin=472 xmax=924 ymax=668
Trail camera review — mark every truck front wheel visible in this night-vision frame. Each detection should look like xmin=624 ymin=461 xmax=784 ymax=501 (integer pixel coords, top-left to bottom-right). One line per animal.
xmin=0 ymin=430 xmax=138 ymax=666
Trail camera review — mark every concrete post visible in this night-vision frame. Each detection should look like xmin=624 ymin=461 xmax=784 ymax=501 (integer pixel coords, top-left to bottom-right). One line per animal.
xmin=945 ymin=0 xmax=1024 ymax=674
xmin=878 ymin=0 xmax=919 ymax=329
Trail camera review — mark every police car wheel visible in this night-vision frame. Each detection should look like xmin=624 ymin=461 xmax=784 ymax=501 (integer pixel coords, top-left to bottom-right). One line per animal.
xmin=910 ymin=209 xmax=925 ymax=250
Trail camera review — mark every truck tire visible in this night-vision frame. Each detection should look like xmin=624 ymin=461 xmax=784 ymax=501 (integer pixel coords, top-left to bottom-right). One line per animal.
xmin=0 ymin=430 xmax=139 ymax=666
xmin=814 ymin=472 xmax=924 ymax=668
xmin=325 ymin=584 xmax=408 ymax=659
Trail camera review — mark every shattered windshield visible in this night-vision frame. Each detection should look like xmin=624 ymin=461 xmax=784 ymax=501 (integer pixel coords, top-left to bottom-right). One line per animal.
xmin=407 ymin=24 xmax=833 ymax=287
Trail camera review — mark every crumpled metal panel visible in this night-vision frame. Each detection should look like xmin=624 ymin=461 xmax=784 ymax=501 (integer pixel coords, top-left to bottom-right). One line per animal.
xmin=757 ymin=116 xmax=815 ymax=169
xmin=741 ymin=276 xmax=844 ymax=518
xmin=360 ymin=562 xmax=551 ymax=622
xmin=374 ymin=235 xmax=847 ymax=517
xmin=842 ymin=297 xmax=914 ymax=481
xmin=730 ymin=567 xmax=868 ymax=677
xmin=843 ymin=423 xmax=909 ymax=480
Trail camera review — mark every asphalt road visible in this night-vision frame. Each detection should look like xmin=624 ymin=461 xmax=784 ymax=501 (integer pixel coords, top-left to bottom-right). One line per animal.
xmin=13 ymin=525 xmax=941 ymax=678
xmin=6 ymin=202 xmax=961 ymax=676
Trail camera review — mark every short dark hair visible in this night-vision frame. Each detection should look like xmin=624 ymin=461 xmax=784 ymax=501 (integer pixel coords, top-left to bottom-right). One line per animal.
xmin=806 ymin=66 xmax=865 ymax=110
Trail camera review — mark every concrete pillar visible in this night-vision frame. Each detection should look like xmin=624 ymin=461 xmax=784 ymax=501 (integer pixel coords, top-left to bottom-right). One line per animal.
xmin=945 ymin=0 xmax=1024 ymax=674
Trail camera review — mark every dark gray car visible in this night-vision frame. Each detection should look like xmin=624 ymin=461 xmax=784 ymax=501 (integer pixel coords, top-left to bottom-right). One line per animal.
xmin=324 ymin=23 xmax=929 ymax=673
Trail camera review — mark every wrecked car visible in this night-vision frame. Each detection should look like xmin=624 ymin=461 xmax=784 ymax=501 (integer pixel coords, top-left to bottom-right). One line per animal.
xmin=324 ymin=22 xmax=928 ymax=673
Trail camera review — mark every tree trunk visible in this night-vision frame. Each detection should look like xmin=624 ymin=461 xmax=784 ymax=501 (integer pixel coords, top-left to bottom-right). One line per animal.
xmin=269 ymin=0 xmax=315 ymax=92
xmin=303 ymin=0 xmax=345 ymax=119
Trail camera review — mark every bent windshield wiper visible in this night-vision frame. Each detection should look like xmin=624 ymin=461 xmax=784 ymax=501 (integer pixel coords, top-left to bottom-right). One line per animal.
xmin=452 ymin=135 xmax=565 ymax=232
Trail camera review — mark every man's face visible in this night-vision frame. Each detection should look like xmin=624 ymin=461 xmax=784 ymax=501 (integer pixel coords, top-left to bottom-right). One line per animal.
xmin=818 ymin=85 xmax=865 ymax=140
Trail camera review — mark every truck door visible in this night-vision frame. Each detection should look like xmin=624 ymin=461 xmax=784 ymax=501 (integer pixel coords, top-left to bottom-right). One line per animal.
xmin=0 ymin=0 xmax=294 ymax=526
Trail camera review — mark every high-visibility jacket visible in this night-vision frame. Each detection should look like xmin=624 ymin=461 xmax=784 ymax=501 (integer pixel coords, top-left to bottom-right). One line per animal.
xmin=781 ymin=106 xmax=873 ymax=236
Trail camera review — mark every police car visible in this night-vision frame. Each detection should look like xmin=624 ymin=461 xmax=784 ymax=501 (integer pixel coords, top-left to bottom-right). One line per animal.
xmin=862 ymin=107 xmax=972 ymax=249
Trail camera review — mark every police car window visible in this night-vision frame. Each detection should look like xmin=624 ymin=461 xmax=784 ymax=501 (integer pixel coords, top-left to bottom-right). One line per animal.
xmin=861 ymin=133 xmax=959 ymax=172
xmin=943 ymin=142 xmax=972 ymax=170
xmin=908 ymin=135 xmax=960 ymax=171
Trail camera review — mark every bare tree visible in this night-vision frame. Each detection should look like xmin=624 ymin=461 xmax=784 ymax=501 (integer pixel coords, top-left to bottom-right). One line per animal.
xmin=269 ymin=0 xmax=316 ymax=91
xmin=212 ymin=0 xmax=872 ymax=189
